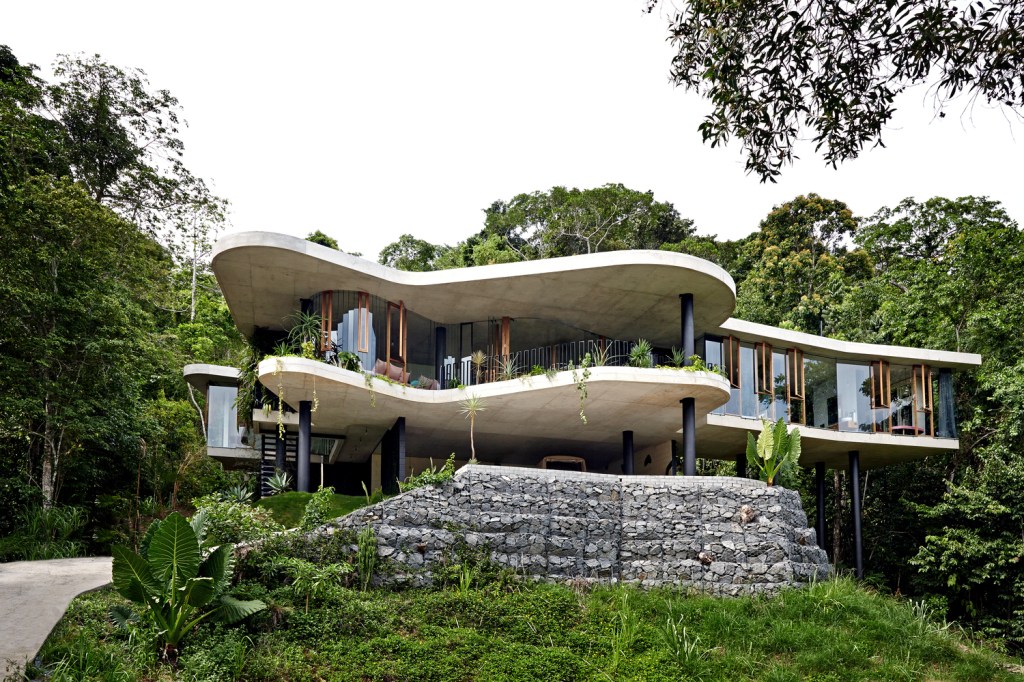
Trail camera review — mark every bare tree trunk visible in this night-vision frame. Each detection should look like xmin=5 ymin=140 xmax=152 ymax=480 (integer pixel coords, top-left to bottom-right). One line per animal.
xmin=187 ymin=383 xmax=207 ymax=441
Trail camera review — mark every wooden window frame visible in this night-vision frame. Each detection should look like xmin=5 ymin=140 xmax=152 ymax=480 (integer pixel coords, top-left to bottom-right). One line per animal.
xmin=725 ymin=335 xmax=741 ymax=388
xmin=870 ymin=360 xmax=891 ymax=410
xmin=913 ymin=364 xmax=933 ymax=435
xmin=356 ymin=291 xmax=370 ymax=354
xmin=385 ymin=300 xmax=407 ymax=382
xmin=754 ymin=342 xmax=773 ymax=396
xmin=787 ymin=348 xmax=805 ymax=400
xmin=319 ymin=290 xmax=333 ymax=354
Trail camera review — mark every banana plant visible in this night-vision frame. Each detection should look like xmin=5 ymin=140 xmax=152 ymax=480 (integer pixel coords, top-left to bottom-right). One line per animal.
xmin=111 ymin=512 xmax=265 ymax=664
xmin=745 ymin=418 xmax=801 ymax=486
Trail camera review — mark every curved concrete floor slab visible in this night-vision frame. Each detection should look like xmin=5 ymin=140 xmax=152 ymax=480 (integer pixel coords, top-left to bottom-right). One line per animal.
xmin=0 ymin=557 xmax=112 ymax=677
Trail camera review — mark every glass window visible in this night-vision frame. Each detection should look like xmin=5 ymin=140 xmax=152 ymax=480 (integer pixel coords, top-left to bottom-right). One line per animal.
xmin=804 ymin=355 xmax=837 ymax=429
xmin=837 ymin=362 xmax=872 ymax=432
xmin=208 ymin=385 xmax=243 ymax=448
xmin=740 ymin=343 xmax=758 ymax=417
xmin=772 ymin=347 xmax=789 ymax=422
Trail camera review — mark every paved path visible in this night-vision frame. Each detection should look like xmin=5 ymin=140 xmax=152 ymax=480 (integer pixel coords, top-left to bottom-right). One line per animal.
xmin=0 ymin=557 xmax=112 ymax=678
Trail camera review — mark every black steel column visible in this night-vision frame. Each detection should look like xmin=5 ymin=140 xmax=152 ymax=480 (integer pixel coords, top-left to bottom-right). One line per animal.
xmin=297 ymin=400 xmax=312 ymax=493
xmin=680 ymin=293 xmax=694 ymax=363
xmin=681 ymin=398 xmax=696 ymax=476
xmin=275 ymin=432 xmax=286 ymax=472
xmin=670 ymin=441 xmax=678 ymax=476
xmin=396 ymin=416 xmax=406 ymax=483
xmin=848 ymin=451 xmax=864 ymax=579
xmin=435 ymin=326 xmax=447 ymax=387
xmin=815 ymin=462 xmax=826 ymax=551
xmin=736 ymin=453 xmax=746 ymax=479
xmin=622 ymin=431 xmax=634 ymax=475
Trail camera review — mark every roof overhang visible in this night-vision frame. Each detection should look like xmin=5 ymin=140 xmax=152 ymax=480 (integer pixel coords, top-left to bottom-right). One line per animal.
xmin=212 ymin=232 xmax=737 ymax=347
xmin=183 ymin=363 xmax=241 ymax=391
xmin=698 ymin=413 xmax=959 ymax=470
xmin=258 ymin=357 xmax=731 ymax=468
xmin=715 ymin=318 xmax=982 ymax=369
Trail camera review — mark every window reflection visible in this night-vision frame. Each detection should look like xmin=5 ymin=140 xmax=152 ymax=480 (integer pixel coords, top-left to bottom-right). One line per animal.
xmin=837 ymin=362 xmax=872 ymax=432
xmin=208 ymin=385 xmax=243 ymax=448
xmin=804 ymin=355 xmax=838 ymax=429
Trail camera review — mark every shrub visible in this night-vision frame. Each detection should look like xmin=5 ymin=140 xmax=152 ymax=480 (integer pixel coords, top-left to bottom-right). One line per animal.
xmin=300 ymin=485 xmax=336 ymax=531
xmin=0 ymin=504 xmax=87 ymax=561
xmin=111 ymin=512 xmax=265 ymax=664
xmin=193 ymin=494 xmax=284 ymax=546
xmin=357 ymin=525 xmax=378 ymax=591
xmin=399 ymin=453 xmax=456 ymax=492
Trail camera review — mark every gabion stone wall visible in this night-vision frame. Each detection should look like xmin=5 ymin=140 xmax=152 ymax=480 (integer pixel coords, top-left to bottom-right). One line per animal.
xmin=324 ymin=465 xmax=830 ymax=595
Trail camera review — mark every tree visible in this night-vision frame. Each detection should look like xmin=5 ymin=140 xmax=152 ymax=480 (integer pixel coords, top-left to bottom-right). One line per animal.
xmin=734 ymin=194 xmax=868 ymax=334
xmin=45 ymin=53 xmax=223 ymax=238
xmin=484 ymin=184 xmax=695 ymax=259
xmin=0 ymin=177 xmax=169 ymax=505
xmin=306 ymin=229 xmax=341 ymax=250
xmin=647 ymin=1 xmax=1024 ymax=181
xmin=378 ymin=233 xmax=445 ymax=271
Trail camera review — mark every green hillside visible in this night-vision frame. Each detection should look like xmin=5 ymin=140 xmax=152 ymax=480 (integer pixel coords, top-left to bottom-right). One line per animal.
xmin=32 ymin=576 xmax=1023 ymax=682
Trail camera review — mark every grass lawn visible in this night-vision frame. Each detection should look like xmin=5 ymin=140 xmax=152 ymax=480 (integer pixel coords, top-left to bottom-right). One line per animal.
xmin=254 ymin=491 xmax=366 ymax=528
xmin=34 ymin=573 xmax=1024 ymax=681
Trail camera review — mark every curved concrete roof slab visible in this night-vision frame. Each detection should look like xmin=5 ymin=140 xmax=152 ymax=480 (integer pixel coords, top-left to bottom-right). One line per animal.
xmin=258 ymin=357 xmax=731 ymax=465
xmin=183 ymin=363 xmax=241 ymax=391
xmin=717 ymin=319 xmax=981 ymax=369
xmin=213 ymin=232 xmax=737 ymax=346
xmin=698 ymin=413 xmax=959 ymax=470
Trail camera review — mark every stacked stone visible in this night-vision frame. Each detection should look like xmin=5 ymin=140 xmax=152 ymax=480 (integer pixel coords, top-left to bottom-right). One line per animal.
xmin=324 ymin=465 xmax=830 ymax=594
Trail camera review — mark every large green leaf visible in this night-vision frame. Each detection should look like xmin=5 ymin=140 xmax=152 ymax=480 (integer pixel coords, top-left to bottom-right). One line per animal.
xmin=198 ymin=543 xmax=233 ymax=594
xmin=757 ymin=418 xmax=774 ymax=460
xmin=111 ymin=545 xmax=157 ymax=604
xmin=788 ymin=427 xmax=801 ymax=465
xmin=148 ymin=512 xmax=201 ymax=588
xmin=182 ymin=576 xmax=215 ymax=608
xmin=772 ymin=419 xmax=788 ymax=460
xmin=217 ymin=595 xmax=267 ymax=625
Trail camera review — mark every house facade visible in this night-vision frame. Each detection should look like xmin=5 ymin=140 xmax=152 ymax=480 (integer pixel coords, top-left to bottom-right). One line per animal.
xmin=185 ymin=232 xmax=980 ymax=576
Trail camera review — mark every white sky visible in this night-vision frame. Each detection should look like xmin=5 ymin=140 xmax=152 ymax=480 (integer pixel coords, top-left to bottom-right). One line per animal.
xmin=7 ymin=1 xmax=1022 ymax=260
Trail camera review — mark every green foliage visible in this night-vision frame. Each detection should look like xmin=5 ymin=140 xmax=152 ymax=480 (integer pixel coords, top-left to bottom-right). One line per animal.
xmin=569 ymin=352 xmax=593 ymax=424
xmin=734 ymin=194 xmax=864 ymax=335
xmin=193 ymin=494 xmax=284 ymax=546
xmin=305 ymin=229 xmax=340 ymax=250
xmin=40 ymin=576 xmax=1024 ymax=681
xmin=265 ymin=468 xmax=293 ymax=496
xmin=110 ymin=512 xmax=265 ymax=662
xmin=300 ymin=485 xmax=338 ymax=531
xmin=628 ymin=338 xmax=654 ymax=367
xmin=357 ymin=525 xmax=378 ymax=591
xmin=276 ymin=556 xmax=352 ymax=612
xmin=459 ymin=395 xmax=486 ymax=462
xmin=219 ymin=482 xmax=254 ymax=504
xmin=400 ymin=454 xmax=457 ymax=492
xmin=746 ymin=418 xmax=802 ymax=487
xmin=649 ymin=1 xmax=1024 ymax=181
xmin=255 ymin=490 xmax=367 ymax=529
xmin=0 ymin=504 xmax=87 ymax=561
xmin=378 ymin=233 xmax=446 ymax=271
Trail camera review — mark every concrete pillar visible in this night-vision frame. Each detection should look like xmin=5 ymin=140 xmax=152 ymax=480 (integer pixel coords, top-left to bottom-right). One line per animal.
xmin=849 ymin=451 xmax=864 ymax=579
xmin=435 ymin=326 xmax=447 ymax=387
xmin=681 ymin=397 xmax=696 ymax=476
xmin=680 ymin=293 xmax=694 ymax=364
xmin=297 ymin=400 xmax=312 ymax=493
xmin=815 ymin=462 xmax=826 ymax=552
xmin=622 ymin=431 xmax=634 ymax=475
xmin=736 ymin=453 xmax=746 ymax=479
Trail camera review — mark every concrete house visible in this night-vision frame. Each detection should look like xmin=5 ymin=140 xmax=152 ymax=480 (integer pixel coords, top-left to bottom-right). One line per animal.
xmin=185 ymin=232 xmax=980 ymax=576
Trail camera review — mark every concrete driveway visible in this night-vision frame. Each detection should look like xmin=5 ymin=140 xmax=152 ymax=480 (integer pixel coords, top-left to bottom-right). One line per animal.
xmin=0 ymin=557 xmax=112 ymax=678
